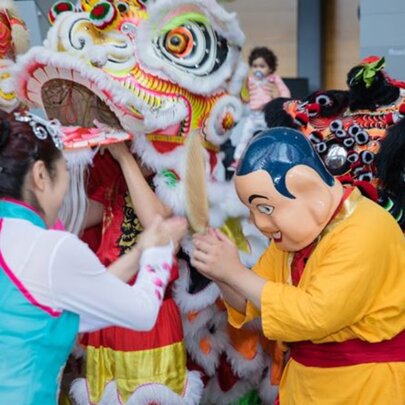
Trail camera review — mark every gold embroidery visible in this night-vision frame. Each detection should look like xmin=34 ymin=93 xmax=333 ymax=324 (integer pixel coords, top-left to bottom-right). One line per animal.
xmin=117 ymin=192 xmax=143 ymax=255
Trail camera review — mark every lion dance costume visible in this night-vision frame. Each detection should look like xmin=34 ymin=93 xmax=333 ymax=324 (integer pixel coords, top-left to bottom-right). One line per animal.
xmin=0 ymin=0 xmax=29 ymax=114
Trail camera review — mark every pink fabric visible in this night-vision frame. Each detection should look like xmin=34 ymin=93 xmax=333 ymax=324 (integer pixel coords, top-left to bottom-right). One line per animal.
xmin=0 ymin=218 xmax=62 ymax=317
xmin=52 ymin=219 xmax=65 ymax=231
xmin=248 ymin=74 xmax=291 ymax=111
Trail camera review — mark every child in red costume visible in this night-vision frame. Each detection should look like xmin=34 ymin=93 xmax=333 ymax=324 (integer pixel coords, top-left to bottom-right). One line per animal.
xmin=75 ymin=144 xmax=202 ymax=404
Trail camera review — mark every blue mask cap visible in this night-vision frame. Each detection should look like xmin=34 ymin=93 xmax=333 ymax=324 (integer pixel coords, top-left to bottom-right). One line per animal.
xmin=236 ymin=127 xmax=335 ymax=199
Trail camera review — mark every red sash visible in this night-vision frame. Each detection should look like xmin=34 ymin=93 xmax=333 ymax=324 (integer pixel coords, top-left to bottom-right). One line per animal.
xmin=290 ymin=329 xmax=405 ymax=367
xmin=274 ymin=331 xmax=405 ymax=405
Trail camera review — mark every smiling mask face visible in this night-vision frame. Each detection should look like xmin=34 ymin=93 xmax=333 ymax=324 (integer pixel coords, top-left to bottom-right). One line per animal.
xmin=235 ymin=166 xmax=336 ymax=252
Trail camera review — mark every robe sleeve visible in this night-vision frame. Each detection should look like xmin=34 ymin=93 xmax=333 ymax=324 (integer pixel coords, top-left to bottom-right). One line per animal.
xmin=226 ymin=244 xmax=277 ymax=328
xmin=260 ymin=224 xmax=388 ymax=342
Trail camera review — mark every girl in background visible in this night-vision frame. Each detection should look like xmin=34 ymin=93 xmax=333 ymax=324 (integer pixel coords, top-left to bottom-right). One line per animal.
xmin=232 ymin=47 xmax=291 ymax=167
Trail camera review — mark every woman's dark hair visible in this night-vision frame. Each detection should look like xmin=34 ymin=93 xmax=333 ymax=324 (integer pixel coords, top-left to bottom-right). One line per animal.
xmin=248 ymin=47 xmax=278 ymax=73
xmin=0 ymin=111 xmax=62 ymax=201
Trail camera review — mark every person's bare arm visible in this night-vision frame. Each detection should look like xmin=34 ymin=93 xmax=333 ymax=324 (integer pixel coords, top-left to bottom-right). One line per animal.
xmin=108 ymin=143 xmax=171 ymax=228
xmin=108 ymin=216 xmax=187 ymax=283
xmin=107 ymin=244 xmax=142 ymax=283
xmin=85 ymin=199 xmax=104 ymax=229
xmin=216 ymin=280 xmax=247 ymax=313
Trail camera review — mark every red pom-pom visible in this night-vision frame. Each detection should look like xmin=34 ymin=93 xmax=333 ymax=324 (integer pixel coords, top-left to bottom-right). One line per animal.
xmin=306 ymin=103 xmax=321 ymax=117
xmin=398 ymin=103 xmax=405 ymax=115
xmin=337 ymin=173 xmax=354 ymax=185
xmin=294 ymin=112 xmax=309 ymax=126
xmin=48 ymin=1 xmax=74 ymax=24
xmin=90 ymin=2 xmax=117 ymax=28
xmin=360 ymin=55 xmax=381 ymax=65
xmin=385 ymin=113 xmax=394 ymax=126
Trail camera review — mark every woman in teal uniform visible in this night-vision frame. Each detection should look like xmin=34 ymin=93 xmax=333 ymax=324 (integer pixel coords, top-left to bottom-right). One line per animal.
xmin=0 ymin=112 xmax=187 ymax=404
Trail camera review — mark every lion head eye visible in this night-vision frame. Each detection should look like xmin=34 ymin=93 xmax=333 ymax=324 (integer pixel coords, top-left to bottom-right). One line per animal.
xmin=164 ymin=28 xmax=193 ymax=57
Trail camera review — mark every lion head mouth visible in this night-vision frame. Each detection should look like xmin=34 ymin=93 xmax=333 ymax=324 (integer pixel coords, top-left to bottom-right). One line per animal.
xmin=42 ymin=78 xmax=134 ymax=149
xmin=43 ymin=79 xmax=122 ymax=129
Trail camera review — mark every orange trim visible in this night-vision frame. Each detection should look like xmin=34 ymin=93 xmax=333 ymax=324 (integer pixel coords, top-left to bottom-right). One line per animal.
xmin=187 ymin=311 xmax=199 ymax=322
xmin=199 ymin=338 xmax=212 ymax=354
xmin=227 ymin=324 xmax=259 ymax=361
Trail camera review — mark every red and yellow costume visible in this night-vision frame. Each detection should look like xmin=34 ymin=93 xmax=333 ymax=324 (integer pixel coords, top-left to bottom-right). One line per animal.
xmin=79 ymin=153 xmax=200 ymax=404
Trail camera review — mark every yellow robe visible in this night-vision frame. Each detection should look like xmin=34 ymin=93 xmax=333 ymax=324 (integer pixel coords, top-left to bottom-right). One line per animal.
xmin=227 ymin=189 xmax=405 ymax=404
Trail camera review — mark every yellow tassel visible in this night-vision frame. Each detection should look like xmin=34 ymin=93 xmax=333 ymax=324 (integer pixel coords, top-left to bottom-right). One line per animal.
xmin=184 ymin=131 xmax=209 ymax=233
xmin=11 ymin=23 xmax=30 ymax=55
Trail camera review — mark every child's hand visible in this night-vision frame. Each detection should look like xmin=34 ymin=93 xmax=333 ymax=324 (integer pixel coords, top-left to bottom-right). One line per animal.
xmin=106 ymin=142 xmax=132 ymax=164
xmin=138 ymin=216 xmax=188 ymax=251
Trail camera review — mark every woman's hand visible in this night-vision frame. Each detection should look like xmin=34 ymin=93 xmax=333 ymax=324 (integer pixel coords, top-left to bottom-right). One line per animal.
xmin=138 ymin=216 xmax=188 ymax=251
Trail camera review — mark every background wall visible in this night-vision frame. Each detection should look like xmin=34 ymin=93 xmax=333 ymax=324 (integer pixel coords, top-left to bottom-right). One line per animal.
xmin=16 ymin=0 xmax=50 ymax=46
xmin=224 ymin=0 xmax=298 ymax=78
xmin=16 ymin=0 xmax=363 ymax=92
xmin=360 ymin=0 xmax=405 ymax=81
xmin=323 ymin=0 xmax=360 ymax=89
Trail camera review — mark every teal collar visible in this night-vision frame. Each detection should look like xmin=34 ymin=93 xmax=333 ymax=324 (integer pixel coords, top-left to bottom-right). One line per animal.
xmin=0 ymin=199 xmax=47 ymax=229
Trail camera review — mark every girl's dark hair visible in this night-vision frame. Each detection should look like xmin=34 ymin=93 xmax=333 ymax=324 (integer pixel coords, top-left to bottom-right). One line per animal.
xmin=248 ymin=47 xmax=278 ymax=73
xmin=0 ymin=111 xmax=62 ymax=201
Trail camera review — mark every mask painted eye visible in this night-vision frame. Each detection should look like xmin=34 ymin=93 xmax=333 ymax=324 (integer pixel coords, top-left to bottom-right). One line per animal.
xmin=165 ymin=28 xmax=193 ymax=57
xmin=257 ymin=204 xmax=274 ymax=215
xmin=347 ymin=151 xmax=359 ymax=163
xmin=355 ymin=130 xmax=369 ymax=145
